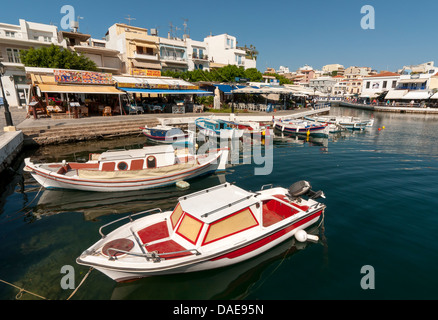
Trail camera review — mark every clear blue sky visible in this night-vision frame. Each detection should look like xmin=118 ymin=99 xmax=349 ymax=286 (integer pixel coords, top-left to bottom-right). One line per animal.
xmin=1 ymin=0 xmax=438 ymax=72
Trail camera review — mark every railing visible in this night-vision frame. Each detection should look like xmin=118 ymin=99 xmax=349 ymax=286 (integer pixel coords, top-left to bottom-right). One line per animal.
xmin=103 ymin=246 xmax=201 ymax=262
xmin=98 ymin=208 xmax=162 ymax=238
xmin=133 ymin=51 xmax=159 ymax=61
xmin=161 ymin=55 xmax=187 ymax=63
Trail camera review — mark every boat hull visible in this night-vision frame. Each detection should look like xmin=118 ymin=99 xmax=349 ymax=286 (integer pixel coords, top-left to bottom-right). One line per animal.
xmin=274 ymin=123 xmax=329 ymax=136
xmin=25 ymin=150 xmax=228 ymax=192
xmin=80 ymin=210 xmax=322 ymax=282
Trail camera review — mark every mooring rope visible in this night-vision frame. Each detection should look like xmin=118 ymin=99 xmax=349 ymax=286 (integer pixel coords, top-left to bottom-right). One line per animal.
xmin=0 ymin=278 xmax=48 ymax=300
xmin=66 ymin=267 xmax=93 ymax=300
xmin=0 ymin=267 xmax=94 ymax=300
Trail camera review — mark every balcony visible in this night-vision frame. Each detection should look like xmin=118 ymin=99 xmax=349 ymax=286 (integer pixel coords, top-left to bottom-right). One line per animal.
xmin=133 ymin=51 xmax=159 ymax=61
xmin=191 ymin=54 xmax=208 ymax=61
xmin=160 ymin=56 xmax=188 ymax=64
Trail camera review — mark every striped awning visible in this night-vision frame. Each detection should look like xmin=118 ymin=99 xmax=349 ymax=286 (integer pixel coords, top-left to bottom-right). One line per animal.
xmin=119 ymin=87 xmax=213 ymax=95
xmin=37 ymin=84 xmax=125 ymax=94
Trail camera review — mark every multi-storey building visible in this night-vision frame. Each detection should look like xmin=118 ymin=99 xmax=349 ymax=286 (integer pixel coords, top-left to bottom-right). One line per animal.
xmin=185 ymin=38 xmax=209 ymax=71
xmin=360 ymin=72 xmax=400 ymax=99
xmin=105 ymin=23 xmax=161 ymax=77
xmin=309 ymin=76 xmax=336 ymax=94
xmin=0 ymin=19 xmax=61 ymax=106
xmin=322 ymin=64 xmax=344 ymax=76
xmin=60 ymin=31 xmax=122 ymax=74
xmin=159 ymin=36 xmax=188 ymax=73
xmin=204 ymin=34 xmax=256 ymax=69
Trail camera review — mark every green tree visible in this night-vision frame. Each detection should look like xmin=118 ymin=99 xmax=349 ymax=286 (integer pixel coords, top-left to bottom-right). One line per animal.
xmin=20 ymin=44 xmax=98 ymax=71
xmin=243 ymin=68 xmax=263 ymax=82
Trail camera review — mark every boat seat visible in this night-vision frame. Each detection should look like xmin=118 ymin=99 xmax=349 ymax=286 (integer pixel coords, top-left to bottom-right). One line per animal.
xmin=145 ymin=240 xmax=192 ymax=260
xmin=137 ymin=221 xmax=169 ymax=245
xmin=262 ymin=197 xmax=300 ymax=227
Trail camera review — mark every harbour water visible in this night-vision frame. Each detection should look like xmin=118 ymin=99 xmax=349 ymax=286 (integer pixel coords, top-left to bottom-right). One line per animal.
xmin=1 ymin=105 xmax=438 ymax=300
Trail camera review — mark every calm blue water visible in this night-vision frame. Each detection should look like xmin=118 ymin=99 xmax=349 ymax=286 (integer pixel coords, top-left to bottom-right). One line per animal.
xmin=1 ymin=106 xmax=438 ymax=300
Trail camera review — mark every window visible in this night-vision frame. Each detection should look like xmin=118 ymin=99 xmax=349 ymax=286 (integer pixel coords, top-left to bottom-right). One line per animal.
xmin=6 ymin=48 xmax=21 ymax=63
xmin=5 ymin=31 xmax=16 ymax=38
xmin=117 ymin=162 xmax=128 ymax=171
xmin=366 ymin=82 xmax=370 ymax=89
xmin=43 ymin=36 xmax=51 ymax=42
xmin=383 ymin=81 xmax=387 ymax=89
xmin=176 ymin=214 xmax=203 ymax=244
xmin=146 ymin=156 xmax=156 ymax=168
xmin=202 ymin=208 xmax=258 ymax=245
xmin=170 ymin=203 xmax=184 ymax=228
xmin=392 ymin=80 xmax=397 ymax=88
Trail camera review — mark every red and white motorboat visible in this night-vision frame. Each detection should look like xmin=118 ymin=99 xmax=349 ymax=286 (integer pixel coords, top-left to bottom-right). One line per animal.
xmin=76 ymin=180 xmax=326 ymax=282
xmin=24 ymin=145 xmax=228 ymax=192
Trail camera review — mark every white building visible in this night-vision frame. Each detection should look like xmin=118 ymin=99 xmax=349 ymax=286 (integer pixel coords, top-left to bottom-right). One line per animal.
xmin=204 ymin=34 xmax=256 ymax=69
xmin=60 ymin=31 xmax=122 ymax=74
xmin=360 ymin=72 xmax=400 ymax=99
xmin=0 ymin=19 xmax=62 ymax=107
xmin=309 ymin=76 xmax=336 ymax=94
xmin=159 ymin=37 xmax=188 ymax=73
xmin=185 ymin=38 xmax=209 ymax=71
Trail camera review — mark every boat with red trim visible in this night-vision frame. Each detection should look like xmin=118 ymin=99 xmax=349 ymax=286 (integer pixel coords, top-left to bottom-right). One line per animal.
xmin=273 ymin=118 xmax=329 ymax=136
xmin=24 ymin=145 xmax=228 ymax=192
xmin=76 ymin=180 xmax=326 ymax=282
xmin=140 ymin=124 xmax=194 ymax=144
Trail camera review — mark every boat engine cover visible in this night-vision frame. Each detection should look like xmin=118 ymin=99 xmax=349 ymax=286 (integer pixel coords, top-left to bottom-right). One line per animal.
xmin=288 ymin=180 xmax=312 ymax=197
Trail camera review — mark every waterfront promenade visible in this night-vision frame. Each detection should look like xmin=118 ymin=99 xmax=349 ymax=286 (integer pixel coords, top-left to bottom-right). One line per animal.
xmin=5 ymin=106 xmax=328 ymax=146
xmin=334 ymin=101 xmax=438 ymax=114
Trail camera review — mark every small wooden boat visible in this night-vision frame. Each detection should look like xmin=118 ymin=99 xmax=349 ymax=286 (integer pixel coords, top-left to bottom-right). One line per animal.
xmin=140 ymin=124 xmax=194 ymax=144
xmin=195 ymin=117 xmax=243 ymax=139
xmin=304 ymin=115 xmax=373 ymax=130
xmin=273 ymin=118 xmax=329 ymax=136
xmin=24 ymin=145 xmax=228 ymax=192
xmin=76 ymin=180 xmax=326 ymax=282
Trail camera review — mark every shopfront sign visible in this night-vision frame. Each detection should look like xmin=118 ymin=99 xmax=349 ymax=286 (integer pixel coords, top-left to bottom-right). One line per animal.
xmin=54 ymin=69 xmax=113 ymax=85
xmin=131 ymin=68 xmax=162 ymax=77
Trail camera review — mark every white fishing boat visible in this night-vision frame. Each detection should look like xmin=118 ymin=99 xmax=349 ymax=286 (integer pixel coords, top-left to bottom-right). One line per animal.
xmin=273 ymin=118 xmax=330 ymax=136
xmin=24 ymin=145 xmax=228 ymax=192
xmin=195 ymin=117 xmax=243 ymax=139
xmin=304 ymin=115 xmax=374 ymax=130
xmin=140 ymin=124 xmax=194 ymax=144
xmin=76 ymin=180 xmax=326 ymax=282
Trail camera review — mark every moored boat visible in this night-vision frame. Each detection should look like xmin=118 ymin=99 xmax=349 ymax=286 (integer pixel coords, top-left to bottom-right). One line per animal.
xmin=140 ymin=124 xmax=194 ymax=144
xmin=195 ymin=117 xmax=243 ymax=139
xmin=273 ymin=118 xmax=329 ymax=136
xmin=76 ymin=180 xmax=326 ymax=282
xmin=24 ymin=145 xmax=228 ymax=192
xmin=304 ymin=115 xmax=373 ymax=130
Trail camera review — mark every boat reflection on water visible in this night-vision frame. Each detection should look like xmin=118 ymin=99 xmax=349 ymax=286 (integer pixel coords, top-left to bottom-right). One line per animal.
xmin=109 ymin=224 xmax=325 ymax=300
xmin=274 ymin=131 xmax=329 ymax=151
xmin=32 ymin=173 xmax=227 ymax=221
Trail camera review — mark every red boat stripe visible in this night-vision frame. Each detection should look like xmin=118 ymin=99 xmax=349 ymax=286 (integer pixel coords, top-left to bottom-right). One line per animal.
xmin=210 ymin=211 xmax=321 ymax=261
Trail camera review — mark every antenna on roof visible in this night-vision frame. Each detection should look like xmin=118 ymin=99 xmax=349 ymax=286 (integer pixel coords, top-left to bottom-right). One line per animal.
xmin=125 ymin=15 xmax=136 ymax=26
xmin=183 ymin=18 xmax=190 ymax=39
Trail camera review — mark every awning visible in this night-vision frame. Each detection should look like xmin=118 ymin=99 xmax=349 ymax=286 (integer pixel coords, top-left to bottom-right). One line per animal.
xmin=398 ymin=79 xmax=427 ymax=84
xmin=400 ymin=91 xmax=430 ymax=100
xmin=37 ymin=84 xmax=125 ymax=95
xmin=119 ymin=87 xmax=213 ymax=95
xmin=215 ymin=84 xmax=236 ymax=94
xmin=132 ymin=60 xmax=162 ymax=69
xmin=429 ymin=92 xmax=438 ymax=99
xmin=384 ymin=90 xmax=408 ymax=99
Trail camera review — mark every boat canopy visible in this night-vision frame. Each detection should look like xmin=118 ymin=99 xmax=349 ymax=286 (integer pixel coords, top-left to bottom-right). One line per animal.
xmin=177 ymin=183 xmax=259 ymax=224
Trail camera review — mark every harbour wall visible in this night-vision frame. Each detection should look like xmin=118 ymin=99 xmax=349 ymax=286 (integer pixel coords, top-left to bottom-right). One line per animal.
xmin=334 ymin=101 xmax=438 ymax=114
xmin=0 ymin=130 xmax=24 ymax=183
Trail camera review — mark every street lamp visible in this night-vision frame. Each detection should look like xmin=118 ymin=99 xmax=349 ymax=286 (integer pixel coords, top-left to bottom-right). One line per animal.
xmin=0 ymin=61 xmax=14 ymax=127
